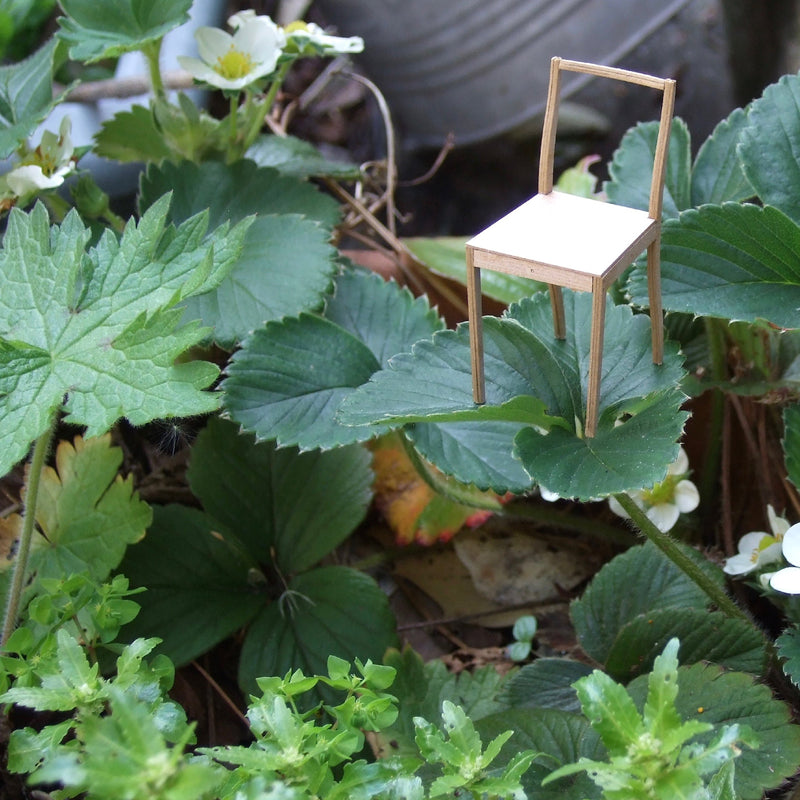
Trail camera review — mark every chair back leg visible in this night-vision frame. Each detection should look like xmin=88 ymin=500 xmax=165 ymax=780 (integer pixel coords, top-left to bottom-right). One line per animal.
xmin=548 ymin=285 xmax=567 ymax=339
xmin=466 ymin=250 xmax=486 ymax=404
xmin=646 ymin=237 xmax=664 ymax=364
xmin=585 ymin=279 xmax=607 ymax=438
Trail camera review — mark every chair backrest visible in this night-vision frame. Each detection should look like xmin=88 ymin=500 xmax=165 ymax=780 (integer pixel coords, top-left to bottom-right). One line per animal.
xmin=537 ymin=56 xmax=676 ymax=221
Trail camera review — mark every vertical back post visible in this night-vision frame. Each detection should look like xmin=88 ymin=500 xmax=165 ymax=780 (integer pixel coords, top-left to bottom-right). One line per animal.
xmin=648 ymin=78 xmax=676 ymax=220
xmin=538 ymin=57 xmax=562 ymax=195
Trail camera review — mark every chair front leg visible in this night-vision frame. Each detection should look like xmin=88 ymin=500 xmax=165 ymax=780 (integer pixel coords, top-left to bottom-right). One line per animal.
xmin=585 ymin=280 xmax=606 ymax=438
xmin=549 ymin=284 xmax=566 ymax=339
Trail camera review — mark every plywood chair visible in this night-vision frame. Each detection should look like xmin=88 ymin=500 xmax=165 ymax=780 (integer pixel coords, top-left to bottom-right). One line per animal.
xmin=466 ymin=57 xmax=676 ymax=438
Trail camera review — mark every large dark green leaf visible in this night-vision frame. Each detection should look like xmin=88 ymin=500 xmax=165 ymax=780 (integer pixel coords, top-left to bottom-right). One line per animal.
xmin=247 ymin=134 xmax=361 ymax=179
xmin=691 ymin=107 xmax=753 ymax=206
xmin=628 ymin=203 xmax=800 ymax=327
xmin=238 ymin=566 xmax=398 ymax=696
xmin=605 ymin=118 xmax=692 ymax=219
xmin=627 ymin=662 xmax=800 ymax=800
xmin=407 ymin=420 xmax=533 ymax=494
xmin=223 ymin=269 xmax=445 ymax=450
xmin=57 ymin=0 xmax=191 ymax=61
xmin=570 ymin=541 xmax=724 ymax=668
xmin=139 ymin=159 xmax=340 ymax=346
xmin=118 ymin=504 xmax=265 ymax=666
xmin=603 ymin=608 xmax=766 ymax=680
xmin=739 ymin=72 xmax=800 ymax=224
xmin=187 ymin=417 xmax=373 ymax=573
xmin=341 ymin=292 xmax=686 ymax=498
xmin=475 ymin=708 xmax=602 ymax=800
xmin=0 ymin=39 xmax=62 ymax=158
xmin=499 ymin=659 xmax=593 ymax=713
xmin=784 ymin=404 xmax=800 ymax=493
xmin=324 ymin=269 xmax=446 ymax=367
xmin=224 ymin=313 xmax=381 ymax=450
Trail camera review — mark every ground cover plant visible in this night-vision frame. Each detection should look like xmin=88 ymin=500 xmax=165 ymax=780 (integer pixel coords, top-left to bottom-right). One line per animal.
xmin=3 ymin=1 xmax=800 ymax=798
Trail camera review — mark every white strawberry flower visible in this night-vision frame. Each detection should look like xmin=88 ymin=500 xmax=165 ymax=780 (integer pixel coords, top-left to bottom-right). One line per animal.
xmin=178 ymin=14 xmax=285 ymax=91
xmin=723 ymin=505 xmax=789 ymax=576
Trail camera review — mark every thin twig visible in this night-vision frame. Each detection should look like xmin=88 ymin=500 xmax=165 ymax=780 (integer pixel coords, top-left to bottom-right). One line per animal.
xmin=721 ymin=398 xmax=734 ymax=556
xmin=192 ymin=659 xmax=250 ymax=730
xmin=59 ymin=70 xmax=195 ymax=103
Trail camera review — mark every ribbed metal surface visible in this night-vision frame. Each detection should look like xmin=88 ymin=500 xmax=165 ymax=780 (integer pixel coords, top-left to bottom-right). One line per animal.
xmin=317 ymin=0 xmax=691 ymax=147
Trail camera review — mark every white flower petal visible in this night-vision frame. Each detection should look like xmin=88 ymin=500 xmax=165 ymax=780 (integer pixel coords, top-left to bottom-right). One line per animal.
xmin=646 ymin=503 xmax=680 ymax=533
xmin=607 ymin=495 xmax=629 ymax=520
xmin=195 ymin=26 xmax=234 ymax=65
xmin=673 ymin=480 xmax=700 ymax=513
xmin=668 ymin=446 xmax=689 ymax=476
xmin=7 ymin=164 xmax=63 ymax=195
xmin=757 ymin=540 xmax=783 ymax=566
xmin=770 ymin=566 xmax=800 ymax=594
xmin=539 ymin=487 xmax=560 ymax=503
xmin=723 ymin=552 xmax=761 ymax=575
xmin=783 ymin=523 xmax=800 ymax=567
xmin=228 ymin=9 xmax=256 ymax=29
xmin=767 ymin=504 xmax=791 ymax=538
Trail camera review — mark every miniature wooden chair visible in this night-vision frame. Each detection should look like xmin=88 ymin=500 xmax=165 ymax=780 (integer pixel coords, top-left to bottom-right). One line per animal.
xmin=465 ymin=57 xmax=676 ymax=438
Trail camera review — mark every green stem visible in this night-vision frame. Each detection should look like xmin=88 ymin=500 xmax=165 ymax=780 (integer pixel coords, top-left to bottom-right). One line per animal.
xmin=698 ymin=318 xmax=728 ymax=529
xmin=1 ymin=418 xmax=57 ymax=646
xmin=228 ymin=93 xmax=239 ymax=150
xmin=612 ymin=491 xmax=751 ymax=625
xmin=142 ymin=39 xmax=166 ymax=100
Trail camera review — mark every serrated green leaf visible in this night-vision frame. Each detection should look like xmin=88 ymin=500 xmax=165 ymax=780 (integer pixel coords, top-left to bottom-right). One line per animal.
xmin=224 ymin=313 xmax=380 ymax=450
xmin=27 ymin=433 xmax=151 ymax=583
xmin=784 ymin=404 xmax=800 ymax=494
xmin=605 ymin=118 xmax=692 ymax=219
xmin=118 ymin=504 xmax=265 ymax=666
xmin=186 ymin=416 xmax=373 ymax=572
xmin=406 ymin=420 xmax=533 ymax=494
xmin=628 ymin=202 xmax=800 ymax=327
xmin=140 ymin=159 xmax=339 ymax=346
xmin=643 ymin=638 xmax=681 ymax=739
xmin=56 ymin=0 xmax=191 ymax=62
xmin=499 ymin=658 xmax=593 ymax=713
xmin=238 ymin=566 xmax=398 ymax=697
xmin=247 ymin=134 xmax=361 ymax=179
xmin=691 ymin=107 xmax=754 ymax=206
xmin=739 ymin=72 xmax=800 ymax=223
xmin=0 ymin=39 xmax=63 ymax=158
xmin=223 ymin=270 xmax=445 ymax=450
xmin=325 ymin=269 xmax=446 ymax=367
xmin=776 ymin=624 xmax=800 ymax=689
xmin=7 ymin=720 xmax=73 ymax=774
xmin=514 ymin=390 xmax=688 ymax=500
xmin=404 ymin=236 xmax=545 ymax=304
xmin=571 ymin=541 xmax=723 ymax=667
xmin=94 ymin=104 xmax=174 ymax=163
xmin=627 ymin=662 xmax=800 ymax=799
xmin=475 ymin=708 xmax=603 ymax=800
xmin=0 ymin=197 xmax=249 ymax=477
xmin=604 ymin=609 xmax=766 ymax=681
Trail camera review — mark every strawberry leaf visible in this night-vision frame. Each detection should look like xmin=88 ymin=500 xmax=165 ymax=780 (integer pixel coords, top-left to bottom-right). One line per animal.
xmin=0 ymin=196 xmax=251 ymax=477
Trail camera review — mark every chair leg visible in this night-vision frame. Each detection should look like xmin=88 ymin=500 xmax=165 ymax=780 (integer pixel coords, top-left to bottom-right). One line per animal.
xmin=549 ymin=285 xmax=566 ymax=339
xmin=585 ymin=280 xmax=606 ymax=438
xmin=647 ymin=237 xmax=664 ymax=365
xmin=466 ymin=248 xmax=485 ymax=404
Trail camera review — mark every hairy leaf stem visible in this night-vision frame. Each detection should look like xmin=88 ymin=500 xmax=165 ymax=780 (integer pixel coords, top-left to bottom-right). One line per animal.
xmin=2 ymin=417 xmax=57 ymax=646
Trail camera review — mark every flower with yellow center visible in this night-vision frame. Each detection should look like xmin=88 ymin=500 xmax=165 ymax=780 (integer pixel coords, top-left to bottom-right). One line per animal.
xmin=608 ymin=446 xmax=699 ymax=533
xmin=723 ymin=504 xmax=788 ymax=576
xmin=283 ymin=20 xmax=364 ymax=56
xmin=178 ymin=14 xmax=285 ymax=91
xmin=1 ymin=116 xmax=76 ymax=204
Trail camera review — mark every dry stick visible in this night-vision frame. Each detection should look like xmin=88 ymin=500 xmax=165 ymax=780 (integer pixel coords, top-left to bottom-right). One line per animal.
xmin=192 ymin=659 xmax=250 ymax=731
xmin=395 ymin=575 xmax=470 ymax=651
xmin=729 ymin=393 xmax=771 ymax=510
xmin=720 ymin=399 xmax=735 ymax=557
xmin=60 ymin=70 xmax=195 ymax=102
